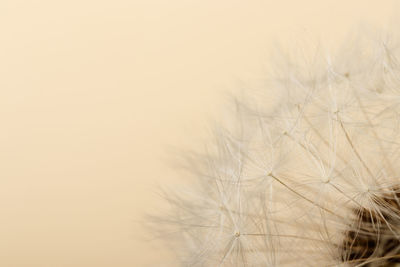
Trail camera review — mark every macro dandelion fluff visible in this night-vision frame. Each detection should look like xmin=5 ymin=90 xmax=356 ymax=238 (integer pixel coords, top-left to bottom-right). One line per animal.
xmin=156 ymin=32 xmax=400 ymax=266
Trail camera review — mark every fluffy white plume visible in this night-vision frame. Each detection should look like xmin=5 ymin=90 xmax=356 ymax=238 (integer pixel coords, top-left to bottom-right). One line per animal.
xmin=159 ymin=33 xmax=400 ymax=267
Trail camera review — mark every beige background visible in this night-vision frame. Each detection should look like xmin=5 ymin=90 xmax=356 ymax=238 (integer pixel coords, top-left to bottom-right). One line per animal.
xmin=0 ymin=1 xmax=398 ymax=266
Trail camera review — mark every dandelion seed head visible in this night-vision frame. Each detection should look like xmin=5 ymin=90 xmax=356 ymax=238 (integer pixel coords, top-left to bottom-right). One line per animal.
xmin=156 ymin=30 xmax=400 ymax=266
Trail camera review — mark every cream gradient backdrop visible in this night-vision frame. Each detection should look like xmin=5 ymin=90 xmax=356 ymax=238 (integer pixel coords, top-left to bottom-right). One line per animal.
xmin=0 ymin=1 xmax=397 ymax=266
